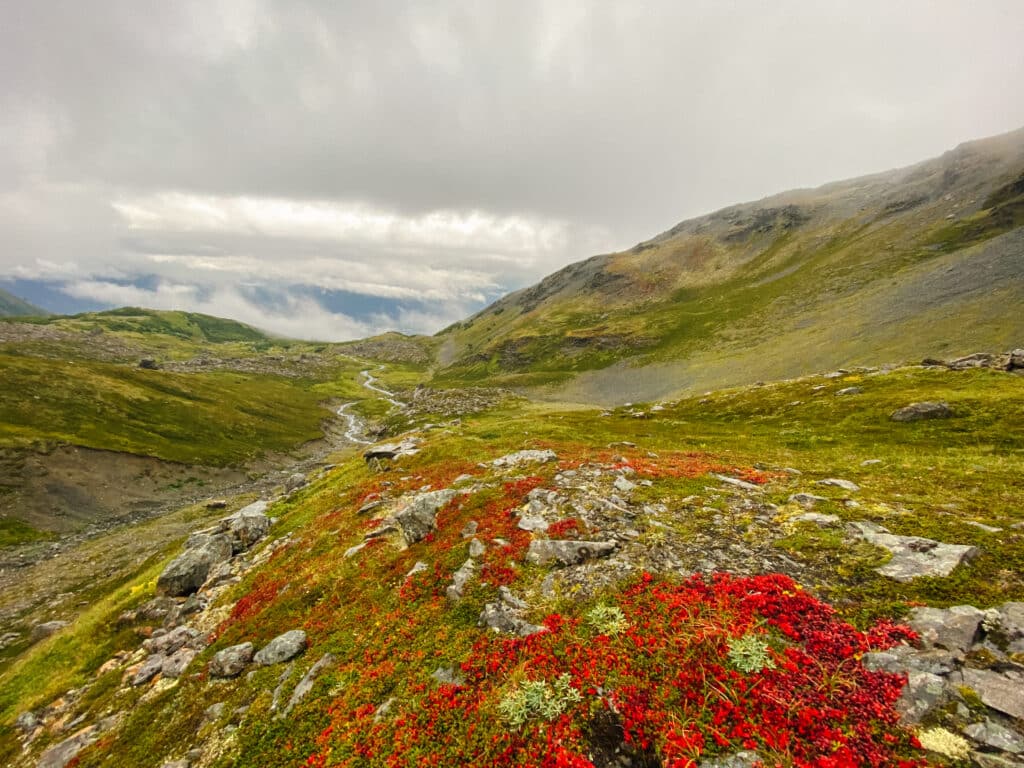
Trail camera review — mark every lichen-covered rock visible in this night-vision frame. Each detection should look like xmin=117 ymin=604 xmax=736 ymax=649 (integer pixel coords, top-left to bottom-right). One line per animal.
xmin=254 ymin=630 xmax=307 ymax=666
xmin=132 ymin=654 xmax=167 ymax=686
xmin=161 ymin=647 xmax=198 ymax=679
xmin=156 ymin=534 xmax=233 ymax=597
xmin=446 ymin=559 xmax=476 ymax=602
xmin=221 ymin=501 xmax=270 ymax=551
xmin=963 ymin=720 xmax=1024 ymax=754
xmin=491 ymin=449 xmax=557 ymax=468
xmin=848 ymin=522 xmax=978 ymax=582
xmin=394 ymin=489 xmax=457 ymax=544
xmin=525 ymin=539 xmax=617 ymax=567
xmin=209 ymin=642 xmax=254 ymax=678
xmin=891 ymin=401 xmax=952 ymax=422
xmin=960 ymin=668 xmax=1024 ymax=720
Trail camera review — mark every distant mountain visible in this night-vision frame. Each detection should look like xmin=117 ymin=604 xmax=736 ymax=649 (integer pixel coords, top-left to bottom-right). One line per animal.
xmin=433 ymin=127 xmax=1024 ymax=403
xmin=0 ymin=287 xmax=47 ymax=317
xmin=20 ymin=307 xmax=272 ymax=344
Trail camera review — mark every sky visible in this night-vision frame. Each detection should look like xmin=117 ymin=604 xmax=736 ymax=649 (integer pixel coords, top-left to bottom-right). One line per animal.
xmin=2 ymin=1 xmax=1024 ymax=340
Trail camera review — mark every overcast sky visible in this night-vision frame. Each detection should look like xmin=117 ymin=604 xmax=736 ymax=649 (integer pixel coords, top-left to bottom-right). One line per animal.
xmin=2 ymin=1 xmax=1023 ymax=339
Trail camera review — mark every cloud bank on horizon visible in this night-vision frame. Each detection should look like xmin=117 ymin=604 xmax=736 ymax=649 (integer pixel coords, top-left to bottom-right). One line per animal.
xmin=2 ymin=0 xmax=1023 ymax=340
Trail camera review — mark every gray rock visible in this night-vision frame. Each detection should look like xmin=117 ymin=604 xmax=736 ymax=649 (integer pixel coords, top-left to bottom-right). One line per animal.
xmin=357 ymin=499 xmax=385 ymax=515
xmin=972 ymin=753 xmax=1024 ymax=768
xmin=966 ymin=521 xmax=1004 ymax=533
xmin=162 ymin=648 xmax=198 ymax=679
xmin=996 ymin=603 xmax=1024 ymax=651
xmin=700 ymin=752 xmax=762 ymax=768
xmin=446 ymin=559 xmax=476 ymax=602
xmin=285 ymin=473 xmax=306 ymax=492
xmin=961 ymin=668 xmax=1024 ymax=720
xmin=222 ymin=501 xmax=270 ymax=550
xmin=364 ymin=438 xmax=420 ymax=461
xmin=146 ymin=625 xmax=201 ymax=656
xmin=836 ymin=386 xmax=863 ymax=396
xmin=613 ymin=476 xmax=636 ymax=493
xmin=908 ymin=605 xmax=984 ymax=653
xmin=525 ymin=539 xmax=617 ymax=567
xmin=461 ymin=520 xmax=478 ymax=537
xmin=964 ymin=719 xmax=1024 ymax=754
xmin=282 ymin=653 xmax=336 ymax=717
xmin=157 ymin=534 xmax=233 ymax=597
xmin=343 ymin=543 xmax=366 ymax=559
xmin=254 ymin=630 xmax=307 ymax=666
xmin=431 ymin=667 xmax=465 ymax=686
xmin=788 ymin=493 xmax=828 ymax=506
xmin=31 ymin=620 xmax=69 ymax=641
xmin=404 ymin=561 xmax=428 ymax=579
xmin=1008 ymin=349 xmax=1024 ymax=371
xmin=395 ymin=489 xmax=457 ymax=544
xmin=468 ymin=538 xmax=486 ymax=558
xmin=209 ymin=642 xmax=254 ymax=677
xmin=15 ymin=711 xmax=38 ymax=733
xmin=712 ymin=474 xmax=761 ymax=492
xmin=133 ymin=653 xmax=167 ymax=686
xmin=897 ymin=670 xmax=948 ymax=723
xmin=791 ymin=511 xmax=840 ymax=526
xmin=160 ymin=761 xmax=191 ymax=768
xmin=817 ymin=478 xmax=860 ymax=492
xmin=37 ymin=726 xmax=99 ymax=768
xmin=491 ymin=449 xmax=557 ymax=467
xmin=849 ymin=521 xmax=978 ymax=582
xmin=479 ymin=603 xmax=544 ymax=636
xmin=891 ymin=401 xmax=953 ymax=422
xmin=517 ymin=515 xmax=549 ymax=532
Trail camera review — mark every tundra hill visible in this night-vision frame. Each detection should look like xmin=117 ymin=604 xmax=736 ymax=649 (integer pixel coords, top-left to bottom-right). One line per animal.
xmin=0 ymin=289 xmax=46 ymax=318
xmin=433 ymin=127 xmax=1024 ymax=403
xmin=2 ymin=359 xmax=1024 ymax=767
xmin=0 ymin=307 xmax=427 ymax=540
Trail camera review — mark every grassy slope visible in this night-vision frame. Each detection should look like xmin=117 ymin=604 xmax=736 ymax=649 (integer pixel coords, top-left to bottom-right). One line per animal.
xmin=3 ymin=364 xmax=1020 ymax=766
xmin=433 ymin=131 xmax=1024 ymax=400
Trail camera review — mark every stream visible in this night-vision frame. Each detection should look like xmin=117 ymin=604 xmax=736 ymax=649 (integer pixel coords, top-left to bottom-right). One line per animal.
xmin=335 ymin=366 xmax=406 ymax=444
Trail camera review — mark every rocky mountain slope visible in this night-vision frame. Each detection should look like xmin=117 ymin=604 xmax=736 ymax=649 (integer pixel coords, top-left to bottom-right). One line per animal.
xmin=432 ymin=127 xmax=1024 ymax=403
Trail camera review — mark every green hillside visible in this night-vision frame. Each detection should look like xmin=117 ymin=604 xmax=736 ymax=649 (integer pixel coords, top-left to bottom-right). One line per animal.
xmin=433 ymin=128 xmax=1024 ymax=403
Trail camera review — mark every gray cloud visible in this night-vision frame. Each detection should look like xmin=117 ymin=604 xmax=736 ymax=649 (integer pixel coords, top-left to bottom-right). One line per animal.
xmin=2 ymin=1 xmax=1023 ymax=338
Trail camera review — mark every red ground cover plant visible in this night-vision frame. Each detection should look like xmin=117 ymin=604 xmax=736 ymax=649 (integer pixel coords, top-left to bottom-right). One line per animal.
xmin=306 ymin=573 xmax=925 ymax=768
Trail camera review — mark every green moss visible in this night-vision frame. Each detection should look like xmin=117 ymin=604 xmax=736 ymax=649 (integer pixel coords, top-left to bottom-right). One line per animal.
xmin=0 ymin=517 xmax=54 ymax=547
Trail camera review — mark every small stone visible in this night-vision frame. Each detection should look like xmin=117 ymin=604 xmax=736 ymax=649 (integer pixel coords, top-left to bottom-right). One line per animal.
xmin=31 ymin=620 xmax=69 ymax=641
xmin=446 ymin=559 xmax=476 ymax=602
xmin=285 ymin=473 xmax=306 ymax=492
xmin=343 ymin=543 xmax=366 ymax=559
xmin=817 ymin=478 xmax=860 ymax=492
xmin=254 ymin=630 xmax=307 ymax=666
xmin=431 ymin=667 xmax=465 ymax=686
xmin=162 ymin=648 xmax=197 ymax=679
xmin=461 ymin=520 xmax=478 ymax=537
xmin=712 ymin=474 xmax=761 ymax=492
xmin=788 ymin=493 xmax=828 ymax=506
xmin=861 ymin=459 xmax=883 ymax=466
xmin=209 ymin=643 xmax=254 ymax=678
xmin=468 ymin=538 xmax=486 ymax=558
xmin=791 ymin=512 xmax=840 ymax=526
xmin=282 ymin=653 xmax=336 ymax=717
xmin=517 ymin=515 xmax=549 ymax=532
xmin=836 ymin=386 xmax=863 ymax=396
xmin=965 ymin=521 xmax=1003 ymax=533
xmin=132 ymin=654 xmax=167 ymax=686
xmin=613 ymin=476 xmax=636 ymax=493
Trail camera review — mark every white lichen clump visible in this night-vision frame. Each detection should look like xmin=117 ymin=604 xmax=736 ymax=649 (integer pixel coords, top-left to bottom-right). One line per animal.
xmin=917 ymin=726 xmax=972 ymax=760
xmin=498 ymin=674 xmax=582 ymax=728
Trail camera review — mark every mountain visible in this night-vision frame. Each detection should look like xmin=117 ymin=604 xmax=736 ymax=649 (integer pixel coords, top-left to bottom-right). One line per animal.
xmin=2 ymin=132 xmax=1024 ymax=768
xmin=433 ymin=127 xmax=1024 ymax=403
xmin=0 ymin=288 xmax=46 ymax=318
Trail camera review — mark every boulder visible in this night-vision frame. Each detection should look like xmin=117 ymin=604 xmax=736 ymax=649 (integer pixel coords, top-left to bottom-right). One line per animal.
xmin=37 ymin=725 xmax=99 ymax=768
xmin=285 ymin=473 xmax=306 ymax=492
xmin=209 ymin=642 xmax=254 ymax=678
xmin=157 ymin=534 xmax=233 ymax=597
xmin=897 ymin=670 xmax=948 ymax=723
xmin=222 ymin=501 xmax=270 ymax=551
xmin=961 ymin=668 xmax=1024 ymax=720
xmin=1007 ymin=349 xmax=1024 ymax=371
xmin=364 ymin=438 xmax=420 ymax=462
xmin=907 ymin=605 xmax=984 ymax=653
xmin=146 ymin=625 xmax=201 ymax=656
xmin=525 ymin=539 xmax=617 ymax=567
xmin=479 ymin=603 xmax=544 ymax=636
xmin=996 ymin=602 xmax=1024 ymax=651
xmin=254 ymin=630 xmax=307 ymax=666
xmin=849 ymin=522 xmax=978 ymax=582
xmin=891 ymin=402 xmax=952 ymax=422
xmin=394 ymin=489 xmax=457 ymax=544
xmin=517 ymin=515 xmax=549 ymax=532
